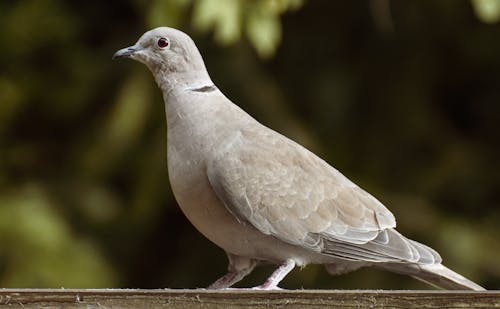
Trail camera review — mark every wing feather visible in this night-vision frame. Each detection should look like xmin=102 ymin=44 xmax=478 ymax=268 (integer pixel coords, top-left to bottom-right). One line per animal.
xmin=207 ymin=125 xmax=438 ymax=264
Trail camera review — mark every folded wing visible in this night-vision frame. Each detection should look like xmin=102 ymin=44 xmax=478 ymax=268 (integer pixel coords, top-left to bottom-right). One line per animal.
xmin=207 ymin=125 xmax=440 ymax=264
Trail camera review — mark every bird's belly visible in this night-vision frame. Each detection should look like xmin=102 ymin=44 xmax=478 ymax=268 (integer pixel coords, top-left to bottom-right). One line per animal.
xmin=169 ymin=167 xmax=327 ymax=265
xmin=171 ymin=174 xmax=270 ymax=256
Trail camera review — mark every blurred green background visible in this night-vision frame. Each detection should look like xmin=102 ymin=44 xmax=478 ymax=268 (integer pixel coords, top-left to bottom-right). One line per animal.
xmin=0 ymin=0 xmax=499 ymax=290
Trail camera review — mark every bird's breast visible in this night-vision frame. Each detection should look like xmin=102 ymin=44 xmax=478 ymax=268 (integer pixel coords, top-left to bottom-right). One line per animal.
xmin=165 ymin=140 xmax=333 ymax=266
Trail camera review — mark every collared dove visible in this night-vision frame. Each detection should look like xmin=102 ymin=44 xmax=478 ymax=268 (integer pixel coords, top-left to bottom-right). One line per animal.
xmin=113 ymin=27 xmax=484 ymax=290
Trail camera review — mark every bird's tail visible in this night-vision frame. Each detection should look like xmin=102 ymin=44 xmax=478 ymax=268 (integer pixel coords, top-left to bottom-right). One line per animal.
xmin=378 ymin=263 xmax=485 ymax=290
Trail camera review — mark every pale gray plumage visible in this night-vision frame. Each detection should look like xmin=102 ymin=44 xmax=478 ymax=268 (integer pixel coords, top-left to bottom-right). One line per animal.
xmin=113 ymin=27 xmax=485 ymax=290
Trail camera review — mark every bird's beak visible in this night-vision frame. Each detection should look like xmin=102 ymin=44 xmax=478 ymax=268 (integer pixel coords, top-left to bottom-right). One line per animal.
xmin=112 ymin=44 xmax=143 ymax=60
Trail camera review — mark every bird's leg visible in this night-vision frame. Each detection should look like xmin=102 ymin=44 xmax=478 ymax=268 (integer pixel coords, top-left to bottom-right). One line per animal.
xmin=254 ymin=259 xmax=295 ymax=290
xmin=208 ymin=253 xmax=258 ymax=289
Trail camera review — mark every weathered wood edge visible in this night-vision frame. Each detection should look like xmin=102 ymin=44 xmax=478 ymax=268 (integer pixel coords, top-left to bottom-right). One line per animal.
xmin=0 ymin=289 xmax=498 ymax=308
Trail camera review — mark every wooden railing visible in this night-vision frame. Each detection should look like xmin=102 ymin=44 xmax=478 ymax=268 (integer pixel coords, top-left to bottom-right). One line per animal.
xmin=0 ymin=289 xmax=498 ymax=308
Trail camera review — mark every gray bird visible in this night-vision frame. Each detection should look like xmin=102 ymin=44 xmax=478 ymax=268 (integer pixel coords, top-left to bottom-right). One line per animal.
xmin=113 ymin=27 xmax=484 ymax=290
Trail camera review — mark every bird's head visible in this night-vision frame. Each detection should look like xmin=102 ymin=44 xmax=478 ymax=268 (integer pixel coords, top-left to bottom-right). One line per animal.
xmin=113 ymin=27 xmax=206 ymax=76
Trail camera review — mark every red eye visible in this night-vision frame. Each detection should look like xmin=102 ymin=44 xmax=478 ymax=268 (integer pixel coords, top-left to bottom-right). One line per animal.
xmin=157 ymin=37 xmax=169 ymax=48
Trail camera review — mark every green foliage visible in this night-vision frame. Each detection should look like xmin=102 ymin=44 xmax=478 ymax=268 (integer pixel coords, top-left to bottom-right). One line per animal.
xmin=148 ymin=0 xmax=499 ymax=58
xmin=0 ymin=185 xmax=115 ymax=287
xmin=149 ymin=0 xmax=303 ymax=58
xmin=471 ymin=0 xmax=500 ymax=23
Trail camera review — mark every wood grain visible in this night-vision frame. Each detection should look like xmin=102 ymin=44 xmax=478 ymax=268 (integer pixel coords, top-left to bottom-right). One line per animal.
xmin=0 ymin=289 xmax=498 ymax=308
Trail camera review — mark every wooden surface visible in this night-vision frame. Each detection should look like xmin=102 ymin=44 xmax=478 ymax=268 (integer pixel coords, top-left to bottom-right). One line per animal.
xmin=0 ymin=289 xmax=498 ymax=308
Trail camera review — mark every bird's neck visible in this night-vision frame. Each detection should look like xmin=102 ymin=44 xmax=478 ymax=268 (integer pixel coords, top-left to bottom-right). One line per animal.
xmin=154 ymin=70 xmax=213 ymax=96
xmin=156 ymin=69 xmax=223 ymax=136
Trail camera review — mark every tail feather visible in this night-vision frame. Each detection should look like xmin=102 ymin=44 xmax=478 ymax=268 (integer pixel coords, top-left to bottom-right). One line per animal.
xmin=379 ymin=263 xmax=485 ymax=290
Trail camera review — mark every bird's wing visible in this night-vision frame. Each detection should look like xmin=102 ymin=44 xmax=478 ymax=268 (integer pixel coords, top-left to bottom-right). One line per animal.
xmin=207 ymin=125 xmax=439 ymax=264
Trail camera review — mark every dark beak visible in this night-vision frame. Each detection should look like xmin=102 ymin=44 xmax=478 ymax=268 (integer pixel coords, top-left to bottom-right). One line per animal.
xmin=112 ymin=44 xmax=142 ymax=60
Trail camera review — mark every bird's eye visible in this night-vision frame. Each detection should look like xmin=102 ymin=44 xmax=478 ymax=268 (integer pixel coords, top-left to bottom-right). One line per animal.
xmin=157 ymin=37 xmax=170 ymax=48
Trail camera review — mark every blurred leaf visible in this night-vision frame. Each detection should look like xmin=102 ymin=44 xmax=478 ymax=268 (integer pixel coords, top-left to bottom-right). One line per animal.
xmin=81 ymin=69 xmax=153 ymax=178
xmin=75 ymin=183 xmax=121 ymax=223
xmin=471 ymin=0 xmax=500 ymax=23
xmin=259 ymin=0 xmax=304 ymax=14
xmin=246 ymin=8 xmax=282 ymax=58
xmin=438 ymin=220 xmax=488 ymax=279
xmin=192 ymin=0 xmax=243 ymax=44
xmin=0 ymin=185 xmax=116 ymax=287
xmin=0 ymin=78 xmax=25 ymax=135
xmin=148 ymin=0 xmax=192 ymax=28
xmin=149 ymin=0 xmax=305 ymax=57
xmin=2 ymin=0 xmax=76 ymax=55
xmin=106 ymin=71 xmax=152 ymax=145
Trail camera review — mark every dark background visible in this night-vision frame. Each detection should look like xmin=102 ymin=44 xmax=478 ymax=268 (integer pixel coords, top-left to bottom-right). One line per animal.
xmin=0 ymin=0 xmax=499 ymax=289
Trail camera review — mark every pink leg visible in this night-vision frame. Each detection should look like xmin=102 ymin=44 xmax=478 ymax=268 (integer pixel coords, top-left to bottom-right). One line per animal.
xmin=254 ymin=259 xmax=295 ymax=290
xmin=208 ymin=254 xmax=258 ymax=289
